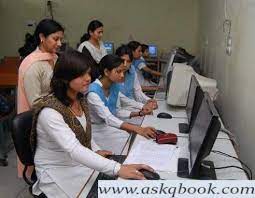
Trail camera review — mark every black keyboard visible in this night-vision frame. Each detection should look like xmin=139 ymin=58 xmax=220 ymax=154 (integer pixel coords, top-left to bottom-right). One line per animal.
xmin=86 ymin=155 xmax=126 ymax=198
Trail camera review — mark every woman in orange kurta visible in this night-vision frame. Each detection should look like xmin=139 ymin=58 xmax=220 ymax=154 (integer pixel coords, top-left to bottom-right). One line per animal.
xmin=17 ymin=18 xmax=64 ymax=177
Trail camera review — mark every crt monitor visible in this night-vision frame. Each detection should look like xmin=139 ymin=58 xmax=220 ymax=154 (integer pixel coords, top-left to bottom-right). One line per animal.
xmin=179 ymin=75 xmax=204 ymax=134
xmin=148 ymin=44 xmax=158 ymax=57
xmin=177 ymin=92 xmax=221 ymax=179
xmin=167 ymin=64 xmax=218 ymax=106
xmin=104 ymin=42 xmax=114 ymax=54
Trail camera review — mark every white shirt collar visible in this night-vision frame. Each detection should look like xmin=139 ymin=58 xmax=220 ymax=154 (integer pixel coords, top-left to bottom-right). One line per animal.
xmin=94 ymin=79 xmax=103 ymax=87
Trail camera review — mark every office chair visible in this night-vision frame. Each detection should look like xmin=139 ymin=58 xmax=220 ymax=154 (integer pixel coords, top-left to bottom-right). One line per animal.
xmin=12 ymin=111 xmax=47 ymax=198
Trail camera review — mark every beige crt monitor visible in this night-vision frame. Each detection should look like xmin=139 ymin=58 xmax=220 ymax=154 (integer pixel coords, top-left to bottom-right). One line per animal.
xmin=167 ymin=63 xmax=218 ymax=107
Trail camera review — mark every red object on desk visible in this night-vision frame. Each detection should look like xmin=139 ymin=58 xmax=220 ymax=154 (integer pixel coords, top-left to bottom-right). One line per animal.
xmin=0 ymin=57 xmax=20 ymax=87
xmin=156 ymin=133 xmax=178 ymax=145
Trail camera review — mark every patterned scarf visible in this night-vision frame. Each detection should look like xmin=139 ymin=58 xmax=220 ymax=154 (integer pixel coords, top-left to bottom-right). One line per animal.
xmin=30 ymin=94 xmax=92 ymax=153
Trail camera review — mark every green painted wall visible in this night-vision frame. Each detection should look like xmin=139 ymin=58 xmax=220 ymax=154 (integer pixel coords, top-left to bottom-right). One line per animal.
xmin=0 ymin=0 xmax=199 ymax=57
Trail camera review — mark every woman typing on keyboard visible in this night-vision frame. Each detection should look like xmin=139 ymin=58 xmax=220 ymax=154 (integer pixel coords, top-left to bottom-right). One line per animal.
xmin=30 ymin=50 xmax=154 ymax=197
xmin=87 ymin=54 xmax=156 ymax=154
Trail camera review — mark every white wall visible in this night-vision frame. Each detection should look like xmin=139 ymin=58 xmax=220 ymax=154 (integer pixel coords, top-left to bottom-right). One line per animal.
xmin=198 ymin=0 xmax=255 ymax=173
xmin=0 ymin=0 xmax=199 ymax=57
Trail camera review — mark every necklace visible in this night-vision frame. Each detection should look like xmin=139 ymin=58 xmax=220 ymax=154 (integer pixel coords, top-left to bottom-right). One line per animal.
xmin=69 ymin=102 xmax=83 ymax=117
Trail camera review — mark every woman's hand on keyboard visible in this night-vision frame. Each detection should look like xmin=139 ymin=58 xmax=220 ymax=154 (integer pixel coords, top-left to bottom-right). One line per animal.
xmin=137 ymin=127 xmax=156 ymax=139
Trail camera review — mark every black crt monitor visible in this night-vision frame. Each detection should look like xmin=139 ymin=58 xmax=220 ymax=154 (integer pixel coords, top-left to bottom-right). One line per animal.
xmin=148 ymin=44 xmax=158 ymax=57
xmin=104 ymin=42 xmax=114 ymax=54
xmin=179 ymin=75 xmax=204 ymax=134
xmin=178 ymin=92 xmax=221 ymax=179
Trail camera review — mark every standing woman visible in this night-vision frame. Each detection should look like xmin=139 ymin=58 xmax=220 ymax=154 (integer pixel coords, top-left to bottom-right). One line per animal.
xmin=17 ymin=18 xmax=64 ymax=177
xmin=77 ymin=20 xmax=107 ymax=82
xmin=78 ymin=20 xmax=107 ymax=64
xmin=31 ymin=50 xmax=152 ymax=197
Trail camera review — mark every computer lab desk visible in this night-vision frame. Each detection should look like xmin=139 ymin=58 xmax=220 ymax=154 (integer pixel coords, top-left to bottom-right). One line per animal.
xmin=77 ymin=99 xmax=246 ymax=197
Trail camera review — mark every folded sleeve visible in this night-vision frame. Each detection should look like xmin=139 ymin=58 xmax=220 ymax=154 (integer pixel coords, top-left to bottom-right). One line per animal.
xmin=133 ymin=73 xmax=150 ymax=103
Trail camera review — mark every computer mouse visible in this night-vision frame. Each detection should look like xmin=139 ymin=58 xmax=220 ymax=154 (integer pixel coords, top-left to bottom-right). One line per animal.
xmin=157 ymin=112 xmax=172 ymax=119
xmin=139 ymin=169 xmax=160 ymax=180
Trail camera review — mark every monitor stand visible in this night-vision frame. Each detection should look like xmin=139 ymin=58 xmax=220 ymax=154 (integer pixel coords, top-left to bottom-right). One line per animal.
xmin=179 ymin=123 xmax=189 ymax=134
xmin=177 ymin=158 xmax=217 ymax=179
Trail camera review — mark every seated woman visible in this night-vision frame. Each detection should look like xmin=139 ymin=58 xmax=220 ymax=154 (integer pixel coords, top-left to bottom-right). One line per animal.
xmin=87 ymin=55 xmax=156 ymax=153
xmin=128 ymin=41 xmax=162 ymax=91
xmin=31 ymin=50 xmax=153 ymax=197
xmin=115 ymin=44 xmax=158 ymax=110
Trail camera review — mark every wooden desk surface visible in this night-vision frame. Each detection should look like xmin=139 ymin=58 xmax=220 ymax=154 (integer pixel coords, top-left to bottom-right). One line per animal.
xmin=0 ymin=57 xmax=20 ymax=87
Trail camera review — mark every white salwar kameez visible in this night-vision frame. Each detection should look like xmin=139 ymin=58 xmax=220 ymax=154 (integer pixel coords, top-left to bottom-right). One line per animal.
xmin=33 ymin=108 xmax=120 ymax=198
xmin=77 ymin=41 xmax=107 ymax=64
xmin=87 ymin=80 xmax=145 ymax=154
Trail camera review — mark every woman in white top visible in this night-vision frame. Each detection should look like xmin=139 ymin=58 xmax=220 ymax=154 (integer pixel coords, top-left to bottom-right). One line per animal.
xmin=17 ymin=18 xmax=64 ymax=178
xmin=128 ymin=41 xmax=162 ymax=91
xmin=78 ymin=20 xmax=107 ymax=64
xmin=115 ymin=44 xmax=158 ymax=109
xmin=78 ymin=20 xmax=107 ymax=83
xmin=87 ymin=55 xmax=156 ymax=153
xmin=32 ymin=50 xmax=153 ymax=197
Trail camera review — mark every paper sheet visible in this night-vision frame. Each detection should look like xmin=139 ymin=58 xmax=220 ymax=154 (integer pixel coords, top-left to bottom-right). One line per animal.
xmin=124 ymin=140 xmax=179 ymax=172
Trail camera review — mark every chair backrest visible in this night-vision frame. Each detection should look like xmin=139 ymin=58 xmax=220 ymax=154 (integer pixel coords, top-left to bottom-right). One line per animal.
xmin=12 ymin=111 xmax=34 ymax=166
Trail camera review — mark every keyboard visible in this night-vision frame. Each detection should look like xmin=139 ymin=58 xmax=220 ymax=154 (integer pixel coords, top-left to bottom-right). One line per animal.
xmin=86 ymin=155 xmax=126 ymax=198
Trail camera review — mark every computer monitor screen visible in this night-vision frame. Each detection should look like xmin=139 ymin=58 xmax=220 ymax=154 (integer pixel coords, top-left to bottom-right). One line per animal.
xmin=104 ymin=42 xmax=114 ymax=54
xmin=178 ymin=75 xmax=204 ymax=134
xmin=148 ymin=44 xmax=158 ymax=57
xmin=186 ymin=75 xmax=202 ymax=123
xmin=188 ymin=93 xmax=220 ymax=178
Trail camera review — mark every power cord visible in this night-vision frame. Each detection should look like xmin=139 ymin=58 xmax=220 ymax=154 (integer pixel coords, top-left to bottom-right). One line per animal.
xmin=211 ymin=150 xmax=252 ymax=180
xmin=219 ymin=128 xmax=240 ymax=154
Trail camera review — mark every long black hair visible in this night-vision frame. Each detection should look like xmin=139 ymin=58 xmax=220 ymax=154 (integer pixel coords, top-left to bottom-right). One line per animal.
xmin=82 ymin=47 xmax=99 ymax=82
xmin=115 ymin=44 xmax=133 ymax=61
xmin=99 ymin=54 xmax=124 ymax=77
xmin=18 ymin=19 xmax=64 ymax=58
xmin=141 ymin=44 xmax=149 ymax=53
xmin=51 ymin=49 xmax=92 ymax=106
xmin=80 ymin=20 xmax=103 ymax=43
xmin=127 ymin=41 xmax=141 ymax=52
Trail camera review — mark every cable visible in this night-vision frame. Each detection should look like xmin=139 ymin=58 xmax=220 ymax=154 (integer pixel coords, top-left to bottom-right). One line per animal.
xmin=219 ymin=128 xmax=239 ymax=154
xmin=211 ymin=150 xmax=252 ymax=180
xmin=212 ymin=150 xmax=252 ymax=178
xmin=224 ymin=0 xmax=228 ymax=20
xmin=214 ymin=165 xmax=250 ymax=180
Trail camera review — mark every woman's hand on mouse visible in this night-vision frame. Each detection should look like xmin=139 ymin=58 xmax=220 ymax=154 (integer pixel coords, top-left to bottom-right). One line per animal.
xmin=117 ymin=164 xmax=154 ymax=180
xmin=137 ymin=127 xmax=156 ymax=139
